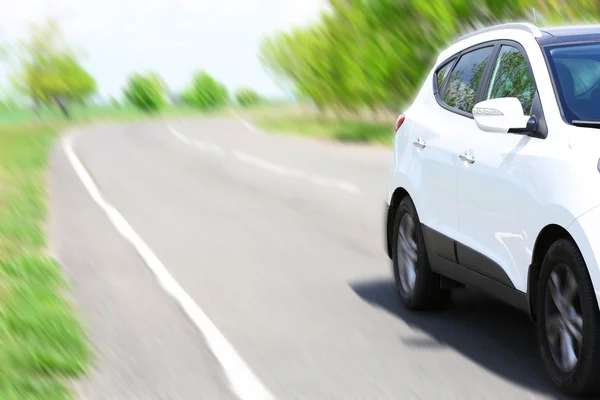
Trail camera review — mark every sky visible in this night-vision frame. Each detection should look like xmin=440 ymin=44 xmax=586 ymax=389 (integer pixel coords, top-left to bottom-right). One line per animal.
xmin=0 ymin=0 xmax=325 ymax=101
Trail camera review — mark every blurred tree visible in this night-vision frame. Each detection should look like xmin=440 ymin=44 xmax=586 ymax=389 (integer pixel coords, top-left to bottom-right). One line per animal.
xmin=123 ymin=73 xmax=166 ymax=113
xmin=11 ymin=20 xmax=96 ymax=118
xmin=235 ymin=88 xmax=262 ymax=107
xmin=181 ymin=71 xmax=229 ymax=110
xmin=109 ymin=97 xmax=121 ymax=109
xmin=260 ymin=0 xmax=600 ymax=114
xmin=0 ymin=85 xmax=19 ymax=112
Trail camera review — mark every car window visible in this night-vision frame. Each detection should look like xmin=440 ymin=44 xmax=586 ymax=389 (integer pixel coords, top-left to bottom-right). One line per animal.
xmin=546 ymin=43 xmax=600 ymax=123
xmin=442 ymin=46 xmax=494 ymax=114
xmin=487 ymin=46 xmax=535 ymax=115
xmin=436 ymin=62 xmax=453 ymax=93
xmin=557 ymin=59 xmax=600 ymax=97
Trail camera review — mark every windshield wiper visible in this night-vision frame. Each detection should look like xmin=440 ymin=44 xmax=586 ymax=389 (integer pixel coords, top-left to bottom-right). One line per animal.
xmin=573 ymin=120 xmax=600 ymax=129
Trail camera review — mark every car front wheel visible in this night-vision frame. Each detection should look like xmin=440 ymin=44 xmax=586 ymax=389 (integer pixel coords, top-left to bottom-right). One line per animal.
xmin=537 ymin=239 xmax=600 ymax=396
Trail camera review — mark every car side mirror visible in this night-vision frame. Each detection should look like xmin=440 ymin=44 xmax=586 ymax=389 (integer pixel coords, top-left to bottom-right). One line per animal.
xmin=472 ymin=97 xmax=534 ymax=135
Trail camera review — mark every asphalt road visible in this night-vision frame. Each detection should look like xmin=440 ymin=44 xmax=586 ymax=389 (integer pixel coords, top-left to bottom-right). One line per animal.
xmin=49 ymin=118 xmax=569 ymax=399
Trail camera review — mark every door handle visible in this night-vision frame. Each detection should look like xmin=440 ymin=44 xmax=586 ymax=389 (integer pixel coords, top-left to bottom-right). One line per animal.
xmin=459 ymin=152 xmax=475 ymax=164
xmin=412 ymin=137 xmax=426 ymax=149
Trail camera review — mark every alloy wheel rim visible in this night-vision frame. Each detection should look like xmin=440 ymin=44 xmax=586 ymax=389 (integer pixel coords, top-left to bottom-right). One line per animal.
xmin=545 ymin=263 xmax=583 ymax=373
xmin=397 ymin=214 xmax=417 ymax=294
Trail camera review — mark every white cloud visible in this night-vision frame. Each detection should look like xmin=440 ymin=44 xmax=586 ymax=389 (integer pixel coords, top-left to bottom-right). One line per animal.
xmin=0 ymin=0 xmax=325 ymax=98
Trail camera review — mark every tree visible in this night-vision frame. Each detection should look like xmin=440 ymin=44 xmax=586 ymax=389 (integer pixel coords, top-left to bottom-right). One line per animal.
xmin=235 ymin=88 xmax=261 ymax=107
xmin=109 ymin=97 xmax=121 ymax=109
xmin=260 ymin=0 xmax=600 ymax=114
xmin=181 ymin=71 xmax=228 ymax=110
xmin=123 ymin=73 xmax=166 ymax=113
xmin=12 ymin=20 xmax=96 ymax=118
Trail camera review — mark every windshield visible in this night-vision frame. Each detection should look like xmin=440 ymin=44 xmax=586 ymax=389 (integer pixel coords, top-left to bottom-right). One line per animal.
xmin=546 ymin=43 xmax=600 ymax=123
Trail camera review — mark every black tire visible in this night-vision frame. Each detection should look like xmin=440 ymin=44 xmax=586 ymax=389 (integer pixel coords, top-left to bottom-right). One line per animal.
xmin=537 ymin=239 xmax=600 ymax=396
xmin=392 ymin=197 xmax=450 ymax=310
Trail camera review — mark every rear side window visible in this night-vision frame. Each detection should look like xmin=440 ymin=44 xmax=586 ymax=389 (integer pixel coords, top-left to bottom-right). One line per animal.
xmin=442 ymin=46 xmax=494 ymax=113
xmin=436 ymin=62 xmax=453 ymax=93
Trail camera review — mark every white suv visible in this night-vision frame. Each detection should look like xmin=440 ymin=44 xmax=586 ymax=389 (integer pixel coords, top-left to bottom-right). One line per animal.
xmin=386 ymin=23 xmax=600 ymax=396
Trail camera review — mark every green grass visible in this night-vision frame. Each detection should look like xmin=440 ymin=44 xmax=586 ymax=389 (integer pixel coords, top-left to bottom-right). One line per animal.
xmin=0 ymin=124 xmax=90 ymax=399
xmin=254 ymin=115 xmax=394 ymax=146
xmin=238 ymin=103 xmax=395 ymax=146
xmin=0 ymin=104 xmax=210 ymax=126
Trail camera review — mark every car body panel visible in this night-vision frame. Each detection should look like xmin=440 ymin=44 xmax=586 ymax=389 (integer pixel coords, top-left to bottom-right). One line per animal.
xmin=569 ymin=204 xmax=600 ymax=306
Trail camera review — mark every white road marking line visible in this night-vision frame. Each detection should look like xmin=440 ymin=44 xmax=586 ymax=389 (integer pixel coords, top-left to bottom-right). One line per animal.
xmin=168 ymin=125 xmax=360 ymax=194
xmin=334 ymin=181 xmax=361 ymax=194
xmin=169 ymin=127 xmax=224 ymax=157
xmin=192 ymin=140 xmax=207 ymax=151
xmin=232 ymin=149 xmax=360 ymax=194
xmin=169 ymin=126 xmax=189 ymax=143
xmin=232 ymin=150 xmax=288 ymax=175
xmin=240 ymin=119 xmax=262 ymax=136
xmin=310 ymin=176 xmax=330 ymax=187
xmin=207 ymin=144 xmax=225 ymax=155
xmin=63 ymin=135 xmax=274 ymax=400
xmin=309 ymin=176 xmax=360 ymax=194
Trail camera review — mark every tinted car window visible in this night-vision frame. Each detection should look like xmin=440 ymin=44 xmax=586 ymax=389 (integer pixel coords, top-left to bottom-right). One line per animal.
xmin=436 ymin=62 xmax=453 ymax=93
xmin=443 ymin=46 xmax=494 ymax=113
xmin=487 ymin=46 xmax=535 ymax=114
xmin=546 ymin=43 xmax=600 ymax=123
xmin=558 ymin=59 xmax=600 ymax=97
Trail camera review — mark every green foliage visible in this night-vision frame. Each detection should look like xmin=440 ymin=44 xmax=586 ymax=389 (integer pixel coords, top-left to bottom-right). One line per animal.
xmin=0 ymin=125 xmax=90 ymax=398
xmin=255 ymin=114 xmax=392 ymax=145
xmin=235 ymin=88 xmax=262 ymax=107
xmin=109 ymin=97 xmax=121 ymax=109
xmin=123 ymin=73 xmax=166 ymax=113
xmin=260 ymin=0 xmax=600 ymax=112
xmin=12 ymin=20 xmax=96 ymax=118
xmin=181 ymin=71 xmax=228 ymax=110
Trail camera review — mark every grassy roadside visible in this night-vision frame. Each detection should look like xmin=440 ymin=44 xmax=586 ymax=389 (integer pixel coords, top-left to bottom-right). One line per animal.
xmin=0 ymin=104 xmax=214 ymax=399
xmin=254 ymin=116 xmax=393 ymax=146
xmin=0 ymin=123 xmax=90 ymax=399
xmin=0 ymin=104 xmax=211 ymax=126
xmin=236 ymin=103 xmax=396 ymax=146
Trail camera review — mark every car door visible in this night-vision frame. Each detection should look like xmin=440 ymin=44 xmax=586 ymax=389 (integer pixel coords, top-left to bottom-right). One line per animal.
xmin=412 ymin=45 xmax=496 ymax=263
xmin=456 ymin=42 xmax=541 ymax=292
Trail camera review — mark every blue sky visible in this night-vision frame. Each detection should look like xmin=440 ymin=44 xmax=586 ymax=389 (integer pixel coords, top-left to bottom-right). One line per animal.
xmin=0 ymin=0 xmax=325 ymax=100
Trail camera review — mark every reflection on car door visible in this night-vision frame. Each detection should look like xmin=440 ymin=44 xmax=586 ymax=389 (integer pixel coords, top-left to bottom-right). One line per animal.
xmin=456 ymin=43 xmax=540 ymax=292
xmin=409 ymin=102 xmax=463 ymax=261
xmin=413 ymin=46 xmax=495 ymax=263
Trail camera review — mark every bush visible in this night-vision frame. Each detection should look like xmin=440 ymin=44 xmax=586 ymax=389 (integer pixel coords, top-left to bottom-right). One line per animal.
xmin=181 ymin=71 xmax=228 ymax=110
xmin=123 ymin=73 xmax=165 ymax=113
xmin=235 ymin=88 xmax=261 ymax=108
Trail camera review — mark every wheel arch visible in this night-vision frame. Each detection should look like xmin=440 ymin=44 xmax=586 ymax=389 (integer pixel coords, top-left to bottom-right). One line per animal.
xmin=528 ymin=224 xmax=576 ymax=320
xmin=386 ymin=187 xmax=410 ymax=259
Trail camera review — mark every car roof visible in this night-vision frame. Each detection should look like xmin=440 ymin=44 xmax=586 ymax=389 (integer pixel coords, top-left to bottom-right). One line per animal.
xmin=437 ymin=24 xmax=538 ymax=65
xmin=438 ymin=24 xmax=600 ymax=62
xmin=539 ymin=25 xmax=600 ymax=46
xmin=435 ymin=23 xmax=600 ymax=67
